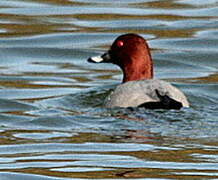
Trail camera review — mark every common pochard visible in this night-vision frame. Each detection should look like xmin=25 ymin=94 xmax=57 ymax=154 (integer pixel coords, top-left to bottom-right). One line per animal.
xmin=88 ymin=34 xmax=189 ymax=109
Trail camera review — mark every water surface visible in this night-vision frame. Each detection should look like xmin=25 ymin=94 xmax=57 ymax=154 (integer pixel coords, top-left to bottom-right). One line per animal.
xmin=0 ymin=0 xmax=218 ymax=179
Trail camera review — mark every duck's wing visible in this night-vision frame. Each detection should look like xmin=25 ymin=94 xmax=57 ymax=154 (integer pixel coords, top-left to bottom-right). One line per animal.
xmin=105 ymin=79 xmax=189 ymax=109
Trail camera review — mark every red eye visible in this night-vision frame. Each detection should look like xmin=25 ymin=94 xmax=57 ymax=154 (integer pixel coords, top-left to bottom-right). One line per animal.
xmin=116 ymin=40 xmax=124 ymax=47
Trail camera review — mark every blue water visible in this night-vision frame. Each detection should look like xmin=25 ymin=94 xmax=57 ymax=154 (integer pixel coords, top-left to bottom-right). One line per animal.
xmin=0 ymin=0 xmax=218 ymax=179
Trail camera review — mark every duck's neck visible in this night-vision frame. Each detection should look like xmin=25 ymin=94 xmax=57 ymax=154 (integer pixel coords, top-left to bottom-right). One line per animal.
xmin=122 ymin=57 xmax=153 ymax=83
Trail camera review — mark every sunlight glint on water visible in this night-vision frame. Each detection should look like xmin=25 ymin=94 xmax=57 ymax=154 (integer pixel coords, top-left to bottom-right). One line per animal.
xmin=0 ymin=0 xmax=217 ymax=179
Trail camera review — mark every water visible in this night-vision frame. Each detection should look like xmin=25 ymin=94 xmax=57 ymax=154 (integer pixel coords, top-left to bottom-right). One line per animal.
xmin=0 ymin=0 xmax=218 ymax=179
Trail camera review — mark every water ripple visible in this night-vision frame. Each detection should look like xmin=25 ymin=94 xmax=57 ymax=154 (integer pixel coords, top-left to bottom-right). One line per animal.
xmin=0 ymin=0 xmax=218 ymax=179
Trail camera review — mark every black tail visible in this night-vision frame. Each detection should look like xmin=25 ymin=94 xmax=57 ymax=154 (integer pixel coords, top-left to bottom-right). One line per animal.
xmin=138 ymin=90 xmax=182 ymax=110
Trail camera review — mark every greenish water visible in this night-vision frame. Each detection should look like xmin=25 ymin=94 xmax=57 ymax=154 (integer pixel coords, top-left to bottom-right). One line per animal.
xmin=0 ymin=0 xmax=218 ymax=179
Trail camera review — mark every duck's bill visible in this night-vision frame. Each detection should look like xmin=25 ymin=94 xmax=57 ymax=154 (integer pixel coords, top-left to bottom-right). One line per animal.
xmin=88 ymin=52 xmax=111 ymax=63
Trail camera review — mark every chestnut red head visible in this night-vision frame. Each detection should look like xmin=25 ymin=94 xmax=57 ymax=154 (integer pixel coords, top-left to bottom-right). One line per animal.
xmin=88 ymin=33 xmax=153 ymax=83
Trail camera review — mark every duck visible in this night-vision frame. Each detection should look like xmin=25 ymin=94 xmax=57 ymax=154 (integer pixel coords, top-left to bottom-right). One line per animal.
xmin=87 ymin=33 xmax=189 ymax=110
